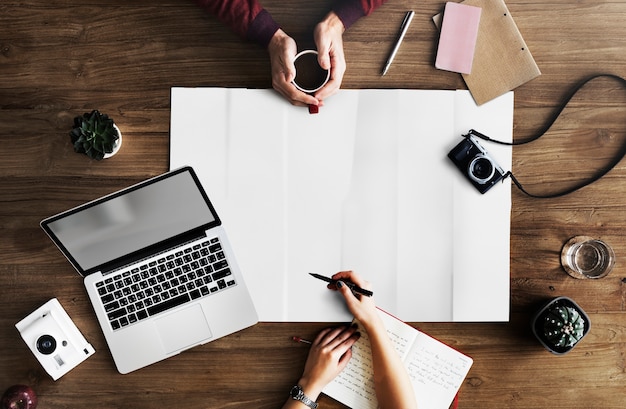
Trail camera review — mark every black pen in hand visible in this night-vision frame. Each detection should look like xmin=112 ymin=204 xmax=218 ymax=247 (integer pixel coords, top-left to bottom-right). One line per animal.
xmin=309 ymin=273 xmax=374 ymax=297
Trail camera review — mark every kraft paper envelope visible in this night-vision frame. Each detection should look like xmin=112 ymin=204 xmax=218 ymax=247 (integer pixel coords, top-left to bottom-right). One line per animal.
xmin=434 ymin=0 xmax=541 ymax=105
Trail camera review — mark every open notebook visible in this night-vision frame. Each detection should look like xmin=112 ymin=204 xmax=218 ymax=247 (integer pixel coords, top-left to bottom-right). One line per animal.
xmin=323 ymin=309 xmax=473 ymax=409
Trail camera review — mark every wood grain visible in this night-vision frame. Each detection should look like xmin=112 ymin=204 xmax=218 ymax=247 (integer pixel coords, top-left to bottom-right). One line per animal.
xmin=2 ymin=0 xmax=626 ymax=408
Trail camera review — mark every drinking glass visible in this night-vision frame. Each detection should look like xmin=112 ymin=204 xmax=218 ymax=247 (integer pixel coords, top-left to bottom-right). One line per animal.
xmin=560 ymin=236 xmax=615 ymax=279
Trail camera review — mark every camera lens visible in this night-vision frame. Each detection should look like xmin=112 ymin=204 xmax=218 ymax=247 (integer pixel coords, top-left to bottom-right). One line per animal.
xmin=468 ymin=154 xmax=495 ymax=184
xmin=36 ymin=334 xmax=57 ymax=355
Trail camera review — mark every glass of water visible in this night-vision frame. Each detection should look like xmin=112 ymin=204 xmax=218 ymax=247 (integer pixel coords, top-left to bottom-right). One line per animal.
xmin=560 ymin=236 xmax=615 ymax=279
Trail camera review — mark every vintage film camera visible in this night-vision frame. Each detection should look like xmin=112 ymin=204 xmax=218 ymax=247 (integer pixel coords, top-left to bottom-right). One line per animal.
xmin=448 ymin=131 xmax=507 ymax=194
xmin=15 ymin=298 xmax=95 ymax=380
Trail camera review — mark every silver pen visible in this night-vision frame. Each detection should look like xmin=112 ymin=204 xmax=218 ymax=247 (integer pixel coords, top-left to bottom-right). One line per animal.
xmin=381 ymin=11 xmax=415 ymax=76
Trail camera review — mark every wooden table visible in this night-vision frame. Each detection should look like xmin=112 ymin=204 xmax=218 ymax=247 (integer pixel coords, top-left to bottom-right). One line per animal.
xmin=2 ymin=0 xmax=626 ymax=407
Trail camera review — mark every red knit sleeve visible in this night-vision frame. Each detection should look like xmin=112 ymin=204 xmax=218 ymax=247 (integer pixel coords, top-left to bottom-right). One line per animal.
xmin=359 ymin=0 xmax=387 ymax=15
xmin=195 ymin=0 xmax=279 ymax=48
xmin=333 ymin=0 xmax=387 ymax=29
xmin=195 ymin=0 xmax=262 ymax=37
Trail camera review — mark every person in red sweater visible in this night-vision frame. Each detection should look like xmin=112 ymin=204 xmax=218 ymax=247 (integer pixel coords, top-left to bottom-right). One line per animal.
xmin=196 ymin=0 xmax=387 ymax=108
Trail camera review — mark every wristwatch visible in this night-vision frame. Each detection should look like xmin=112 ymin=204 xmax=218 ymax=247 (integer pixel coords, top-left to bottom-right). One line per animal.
xmin=289 ymin=385 xmax=318 ymax=409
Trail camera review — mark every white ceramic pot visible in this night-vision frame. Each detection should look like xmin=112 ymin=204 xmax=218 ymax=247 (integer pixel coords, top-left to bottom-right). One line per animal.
xmin=103 ymin=124 xmax=122 ymax=159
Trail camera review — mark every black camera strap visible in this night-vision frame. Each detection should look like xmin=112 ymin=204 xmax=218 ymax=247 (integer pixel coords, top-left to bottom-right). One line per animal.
xmin=469 ymin=74 xmax=626 ymax=199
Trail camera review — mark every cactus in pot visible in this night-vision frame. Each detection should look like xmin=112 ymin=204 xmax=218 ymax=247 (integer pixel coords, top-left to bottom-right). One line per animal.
xmin=542 ymin=303 xmax=586 ymax=348
xmin=531 ymin=296 xmax=590 ymax=354
xmin=70 ymin=110 xmax=121 ymax=160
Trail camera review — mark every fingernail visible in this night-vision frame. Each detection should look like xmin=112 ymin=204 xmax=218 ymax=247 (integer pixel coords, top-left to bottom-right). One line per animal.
xmin=336 ymin=281 xmax=343 ymax=288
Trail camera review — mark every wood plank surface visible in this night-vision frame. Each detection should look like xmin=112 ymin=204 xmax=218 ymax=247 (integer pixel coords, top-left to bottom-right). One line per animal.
xmin=2 ymin=0 xmax=626 ymax=408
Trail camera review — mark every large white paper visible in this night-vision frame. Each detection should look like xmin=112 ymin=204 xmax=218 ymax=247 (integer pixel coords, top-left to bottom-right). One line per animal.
xmin=170 ymin=88 xmax=512 ymax=322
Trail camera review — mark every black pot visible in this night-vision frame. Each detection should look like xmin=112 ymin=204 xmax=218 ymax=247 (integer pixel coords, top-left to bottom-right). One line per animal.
xmin=531 ymin=296 xmax=591 ymax=355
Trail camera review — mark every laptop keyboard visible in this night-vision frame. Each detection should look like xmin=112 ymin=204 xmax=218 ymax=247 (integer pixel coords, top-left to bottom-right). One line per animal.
xmin=95 ymin=237 xmax=236 ymax=331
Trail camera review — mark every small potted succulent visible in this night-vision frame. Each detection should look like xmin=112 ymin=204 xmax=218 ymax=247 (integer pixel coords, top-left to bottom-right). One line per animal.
xmin=531 ymin=296 xmax=590 ymax=355
xmin=70 ymin=110 xmax=122 ymax=160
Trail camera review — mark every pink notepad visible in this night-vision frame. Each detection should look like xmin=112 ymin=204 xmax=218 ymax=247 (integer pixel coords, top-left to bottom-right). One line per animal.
xmin=436 ymin=2 xmax=482 ymax=74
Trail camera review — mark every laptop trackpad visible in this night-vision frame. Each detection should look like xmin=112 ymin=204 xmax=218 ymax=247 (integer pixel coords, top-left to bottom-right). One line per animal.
xmin=154 ymin=304 xmax=213 ymax=354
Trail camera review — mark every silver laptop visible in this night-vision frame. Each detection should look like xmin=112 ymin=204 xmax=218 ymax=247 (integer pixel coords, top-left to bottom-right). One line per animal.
xmin=41 ymin=166 xmax=258 ymax=374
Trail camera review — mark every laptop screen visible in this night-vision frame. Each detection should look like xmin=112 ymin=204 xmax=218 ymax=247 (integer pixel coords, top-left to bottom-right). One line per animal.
xmin=41 ymin=167 xmax=219 ymax=276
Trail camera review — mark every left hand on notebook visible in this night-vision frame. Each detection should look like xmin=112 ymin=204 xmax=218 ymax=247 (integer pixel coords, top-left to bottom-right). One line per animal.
xmin=296 ymin=325 xmax=360 ymax=399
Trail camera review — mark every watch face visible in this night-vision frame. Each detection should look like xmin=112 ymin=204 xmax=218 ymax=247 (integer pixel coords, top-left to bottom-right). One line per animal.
xmin=289 ymin=385 xmax=317 ymax=409
xmin=290 ymin=385 xmax=302 ymax=398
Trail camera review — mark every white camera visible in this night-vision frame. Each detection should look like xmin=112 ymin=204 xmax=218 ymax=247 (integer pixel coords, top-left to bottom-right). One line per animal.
xmin=15 ymin=298 xmax=95 ymax=380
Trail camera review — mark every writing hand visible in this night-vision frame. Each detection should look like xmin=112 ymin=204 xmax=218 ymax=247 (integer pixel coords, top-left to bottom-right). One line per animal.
xmin=331 ymin=271 xmax=381 ymax=331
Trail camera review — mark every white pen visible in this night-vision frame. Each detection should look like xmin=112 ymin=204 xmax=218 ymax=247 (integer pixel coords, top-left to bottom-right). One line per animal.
xmin=381 ymin=10 xmax=415 ymax=76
